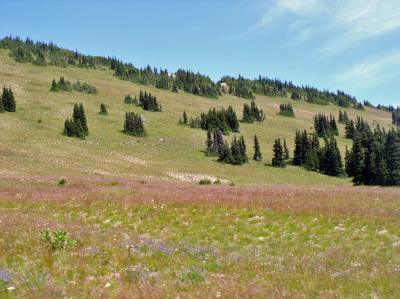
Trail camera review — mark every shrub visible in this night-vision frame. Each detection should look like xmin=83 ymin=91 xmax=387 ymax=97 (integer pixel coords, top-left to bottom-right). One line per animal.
xmin=58 ymin=179 xmax=66 ymax=186
xmin=199 ymin=179 xmax=212 ymax=185
xmin=41 ymin=228 xmax=77 ymax=250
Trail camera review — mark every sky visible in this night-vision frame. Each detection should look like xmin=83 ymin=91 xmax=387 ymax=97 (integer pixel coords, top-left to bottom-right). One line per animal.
xmin=1 ymin=0 xmax=400 ymax=106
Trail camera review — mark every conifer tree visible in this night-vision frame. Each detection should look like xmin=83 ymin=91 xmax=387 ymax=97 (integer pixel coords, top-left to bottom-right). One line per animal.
xmin=319 ymin=136 xmax=343 ymax=176
xmin=2 ymin=86 xmax=16 ymax=112
xmin=272 ymin=138 xmax=286 ymax=167
xmin=239 ymin=136 xmax=248 ymax=163
xmin=283 ymin=138 xmax=289 ymax=160
xmin=385 ymin=129 xmax=400 ymax=185
xmin=99 ymin=103 xmax=108 ymax=115
xmin=0 ymin=96 xmax=4 ymax=113
xmin=183 ymin=110 xmax=188 ymax=124
xmin=206 ymin=129 xmax=215 ymax=156
xmin=253 ymin=135 xmax=262 ymax=161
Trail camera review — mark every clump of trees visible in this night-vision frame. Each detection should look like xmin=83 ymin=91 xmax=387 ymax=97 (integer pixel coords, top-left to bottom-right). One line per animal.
xmin=313 ymin=113 xmax=338 ymax=137
xmin=63 ymin=103 xmax=88 ymax=138
xmin=293 ymin=130 xmax=343 ymax=176
xmin=345 ymin=127 xmax=400 ymax=186
xmin=345 ymin=116 xmax=370 ymax=139
xmin=1 ymin=86 xmax=16 ymax=112
xmin=123 ymin=112 xmax=146 ymax=136
xmin=242 ymin=101 xmax=265 ymax=123
xmin=138 ymin=91 xmax=161 ymax=112
xmin=205 ymin=130 xmax=248 ymax=165
xmin=338 ymin=110 xmax=349 ymax=124
xmin=185 ymin=106 xmax=239 ymax=135
xmin=279 ymin=103 xmax=295 ymax=117
xmin=50 ymin=77 xmax=97 ymax=94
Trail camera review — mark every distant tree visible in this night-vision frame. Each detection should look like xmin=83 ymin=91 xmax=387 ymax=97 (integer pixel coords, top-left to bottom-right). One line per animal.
xmin=183 ymin=110 xmax=188 ymax=124
xmin=253 ymin=135 xmax=262 ymax=161
xmin=272 ymin=138 xmax=286 ymax=167
xmin=73 ymin=103 xmax=88 ymax=135
xmin=99 ymin=103 xmax=108 ymax=115
xmin=242 ymin=101 xmax=265 ymax=123
xmin=124 ymin=94 xmax=133 ymax=104
xmin=0 ymin=95 xmax=4 ymax=113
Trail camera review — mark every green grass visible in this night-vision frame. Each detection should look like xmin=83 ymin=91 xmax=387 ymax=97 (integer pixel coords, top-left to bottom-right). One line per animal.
xmin=0 ymin=48 xmax=395 ymax=186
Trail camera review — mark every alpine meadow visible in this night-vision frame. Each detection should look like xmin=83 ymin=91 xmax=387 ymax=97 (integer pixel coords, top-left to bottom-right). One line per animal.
xmin=1 ymin=2 xmax=400 ymax=297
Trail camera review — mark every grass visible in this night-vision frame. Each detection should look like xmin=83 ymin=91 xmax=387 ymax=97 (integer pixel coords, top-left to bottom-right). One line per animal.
xmin=0 ymin=48 xmax=395 ymax=186
xmin=0 ymin=177 xmax=399 ymax=297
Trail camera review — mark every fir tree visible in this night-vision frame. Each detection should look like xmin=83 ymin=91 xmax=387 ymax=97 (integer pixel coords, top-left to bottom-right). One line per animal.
xmin=319 ymin=136 xmax=343 ymax=176
xmin=283 ymin=138 xmax=289 ymax=160
xmin=183 ymin=110 xmax=188 ymax=124
xmin=2 ymin=86 xmax=16 ymax=112
xmin=385 ymin=129 xmax=400 ymax=185
xmin=272 ymin=138 xmax=286 ymax=167
xmin=99 ymin=103 xmax=108 ymax=115
xmin=253 ymin=135 xmax=262 ymax=161
xmin=206 ymin=130 xmax=215 ymax=156
xmin=0 ymin=95 xmax=4 ymax=113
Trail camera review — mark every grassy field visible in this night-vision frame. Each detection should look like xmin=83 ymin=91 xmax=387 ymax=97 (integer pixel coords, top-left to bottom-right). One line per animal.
xmin=0 ymin=178 xmax=399 ymax=298
xmin=1 ymin=49 xmax=399 ymax=298
xmin=0 ymin=48 xmax=395 ymax=186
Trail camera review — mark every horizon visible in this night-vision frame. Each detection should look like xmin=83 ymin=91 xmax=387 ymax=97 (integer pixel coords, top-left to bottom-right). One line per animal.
xmin=1 ymin=0 xmax=399 ymax=106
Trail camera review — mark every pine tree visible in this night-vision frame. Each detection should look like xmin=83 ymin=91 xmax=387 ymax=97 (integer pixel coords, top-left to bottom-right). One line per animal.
xmin=283 ymin=138 xmax=289 ymax=160
xmin=206 ymin=129 xmax=215 ymax=156
xmin=99 ymin=103 xmax=108 ymax=115
xmin=319 ymin=136 xmax=343 ymax=176
xmin=2 ymin=86 xmax=16 ymax=112
xmin=183 ymin=110 xmax=188 ymax=124
xmin=72 ymin=103 xmax=88 ymax=135
xmin=239 ymin=136 xmax=248 ymax=163
xmin=0 ymin=95 xmax=4 ymax=113
xmin=272 ymin=138 xmax=286 ymax=167
xmin=385 ymin=129 xmax=400 ymax=185
xmin=293 ymin=130 xmax=303 ymax=165
xmin=124 ymin=94 xmax=133 ymax=104
xmin=253 ymin=135 xmax=262 ymax=161
xmin=50 ymin=79 xmax=58 ymax=91
xmin=349 ymin=134 xmax=365 ymax=184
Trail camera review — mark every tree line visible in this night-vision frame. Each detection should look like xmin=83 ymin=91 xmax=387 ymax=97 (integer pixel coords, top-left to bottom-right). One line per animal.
xmin=2 ymin=36 xmax=373 ymax=109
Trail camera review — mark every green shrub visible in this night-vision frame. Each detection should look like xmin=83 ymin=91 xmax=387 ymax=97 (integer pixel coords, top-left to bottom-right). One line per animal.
xmin=199 ymin=179 xmax=212 ymax=185
xmin=58 ymin=179 xmax=66 ymax=186
xmin=41 ymin=228 xmax=77 ymax=250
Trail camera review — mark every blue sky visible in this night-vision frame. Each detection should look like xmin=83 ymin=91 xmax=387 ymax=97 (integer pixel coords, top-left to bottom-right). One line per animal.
xmin=1 ymin=0 xmax=400 ymax=106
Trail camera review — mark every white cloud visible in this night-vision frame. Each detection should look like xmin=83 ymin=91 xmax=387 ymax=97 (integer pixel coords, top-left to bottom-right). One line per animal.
xmin=251 ymin=0 xmax=400 ymax=54
xmin=336 ymin=50 xmax=400 ymax=88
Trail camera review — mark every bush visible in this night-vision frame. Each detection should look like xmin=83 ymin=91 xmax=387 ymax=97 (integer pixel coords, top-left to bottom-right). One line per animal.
xmin=199 ymin=179 xmax=212 ymax=185
xmin=41 ymin=228 xmax=77 ymax=250
xmin=58 ymin=179 xmax=66 ymax=186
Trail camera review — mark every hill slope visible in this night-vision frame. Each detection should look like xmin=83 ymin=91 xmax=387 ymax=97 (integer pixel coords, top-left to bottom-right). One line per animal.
xmin=0 ymin=48 xmax=394 ymax=185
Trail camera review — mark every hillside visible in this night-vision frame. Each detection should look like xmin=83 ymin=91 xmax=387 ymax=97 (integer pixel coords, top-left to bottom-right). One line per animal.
xmin=0 ymin=48 xmax=394 ymax=186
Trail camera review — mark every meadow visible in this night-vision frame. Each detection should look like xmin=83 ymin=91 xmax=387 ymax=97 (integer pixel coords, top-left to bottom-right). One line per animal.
xmin=0 ymin=177 xmax=399 ymax=298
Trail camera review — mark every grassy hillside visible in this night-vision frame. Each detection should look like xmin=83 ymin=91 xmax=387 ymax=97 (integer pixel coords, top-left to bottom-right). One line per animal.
xmin=0 ymin=48 xmax=394 ymax=186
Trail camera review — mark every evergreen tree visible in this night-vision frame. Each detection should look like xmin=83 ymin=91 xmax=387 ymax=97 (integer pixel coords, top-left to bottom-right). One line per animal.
xmin=50 ymin=79 xmax=58 ymax=91
xmin=293 ymin=130 xmax=303 ymax=166
xmin=385 ymin=129 xmax=400 ymax=185
xmin=206 ymin=129 xmax=215 ymax=156
xmin=99 ymin=103 xmax=108 ymax=115
xmin=2 ymin=86 xmax=16 ymax=112
xmin=272 ymin=138 xmax=286 ymax=167
xmin=124 ymin=94 xmax=133 ymax=104
xmin=279 ymin=103 xmax=295 ymax=117
xmin=283 ymin=138 xmax=289 ymax=160
xmin=0 ymin=95 xmax=4 ymax=113
xmin=72 ymin=103 xmax=88 ymax=135
xmin=253 ymin=135 xmax=262 ymax=161
xmin=239 ymin=136 xmax=248 ymax=163
xmin=183 ymin=110 xmax=188 ymax=124
xmin=319 ymin=136 xmax=343 ymax=176
xmin=304 ymin=148 xmax=320 ymax=171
